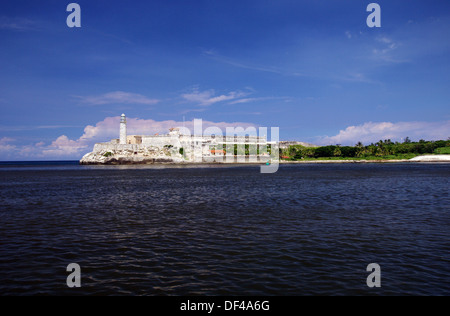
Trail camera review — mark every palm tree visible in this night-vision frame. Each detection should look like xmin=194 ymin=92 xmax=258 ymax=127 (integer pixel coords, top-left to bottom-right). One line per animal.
xmin=333 ymin=146 xmax=342 ymax=157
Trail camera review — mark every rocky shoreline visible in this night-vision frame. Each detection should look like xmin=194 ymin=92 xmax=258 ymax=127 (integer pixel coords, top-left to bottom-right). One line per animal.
xmin=79 ymin=144 xmax=186 ymax=165
xmin=80 ymin=157 xmax=182 ymax=165
xmin=79 ymin=141 xmax=450 ymax=166
xmin=79 ymin=156 xmax=450 ymax=165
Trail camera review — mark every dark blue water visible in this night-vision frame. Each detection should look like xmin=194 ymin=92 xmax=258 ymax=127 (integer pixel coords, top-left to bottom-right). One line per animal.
xmin=0 ymin=162 xmax=449 ymax=296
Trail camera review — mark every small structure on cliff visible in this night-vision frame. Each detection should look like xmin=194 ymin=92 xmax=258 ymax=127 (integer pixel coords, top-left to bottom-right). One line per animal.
xmin=80 ymin=114 xmax=277 ymax=165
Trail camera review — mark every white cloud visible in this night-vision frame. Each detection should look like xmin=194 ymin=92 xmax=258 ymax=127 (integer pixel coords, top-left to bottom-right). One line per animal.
xmin=0 ymin=138 xmax=17 ymax=160
xmin=182 ymin=88 xmax=249 ymax=107
xmin=41 ymin=135 xmax=89 ymax=157
xmin=76 ymin=91 xmax=159 ymax=106
xmin=0 ymin=137 xmax=15 ymax=148
xmin=317 ymin=121 xmax=450 ymax=145
xmin=0 ymin=137 xmax=15 ymax=144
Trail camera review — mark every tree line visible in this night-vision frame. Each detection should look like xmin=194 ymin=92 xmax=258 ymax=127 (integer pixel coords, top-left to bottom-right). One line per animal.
xmin=281 ymin=138 xmax=450 ymax=160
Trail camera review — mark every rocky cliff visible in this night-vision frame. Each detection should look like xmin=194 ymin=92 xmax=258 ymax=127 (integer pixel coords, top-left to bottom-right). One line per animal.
xmin=80 ymin=144 xmax=185 ymax=165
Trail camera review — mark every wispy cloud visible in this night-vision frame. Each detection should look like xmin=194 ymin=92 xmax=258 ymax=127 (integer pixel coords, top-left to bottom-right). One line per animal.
xmin=204 ymin=44 xmax=385 ymax=84
xmin=181 ymin=88 xmax=250 ymax=107
xmin=336 ymin=72 xmax=381 ymax=84
xmin=0 ymin=16 xmax=37 ymax=31
xmin=203 ymin=50 xmax=282 ymax=74
xmin=180 ymin=87 xmax=293 ymax=113
xmin=88 ymin=29 xmax=134 ymax=45
xmin=178 ymin=108 xmax=209 ymax=115
xmin=0 ymin=137 xmax=15 ymax=144
xmin=76 ymin=91 xmax=159 ymax=106
xmin=228 ymin=96 xmax=292 ymax=105
xmin=371 ymin=36 xmax=405 ymax=63
xmin=316 ymin=121 xmax=450 ymax=145
xmin=0 ymin=125 xmax=82 ymax=132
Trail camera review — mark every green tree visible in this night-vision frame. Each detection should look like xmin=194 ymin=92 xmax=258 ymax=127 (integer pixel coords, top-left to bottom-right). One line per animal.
xmin=333 ymin=146 xmax=342 ymax=157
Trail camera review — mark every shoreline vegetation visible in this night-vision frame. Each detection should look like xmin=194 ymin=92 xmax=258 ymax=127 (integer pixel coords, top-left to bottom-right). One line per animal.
xmin=76 ymin=138 xmax=450 ymax=165
xmin=280 ymin=138 xmax=450 ymax=162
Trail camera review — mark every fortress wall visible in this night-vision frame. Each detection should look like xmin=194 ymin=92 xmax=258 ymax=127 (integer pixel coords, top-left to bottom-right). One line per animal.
xmin=192 ymin=136 xmax=267 ymax=143
xmin=141 ymin=135 xmax=182 ymax=148
xmin=93 ymin=143 xmax=145 ymax=153
xmin=178 ymin=135 xmax=267 ymax=144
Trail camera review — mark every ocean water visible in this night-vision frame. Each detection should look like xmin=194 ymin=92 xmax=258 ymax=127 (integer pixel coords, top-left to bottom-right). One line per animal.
xmin=0 ymin=162 xmax=449 ymax=296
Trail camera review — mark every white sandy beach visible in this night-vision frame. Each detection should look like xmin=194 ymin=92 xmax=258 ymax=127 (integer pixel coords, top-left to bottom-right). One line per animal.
xmin=409 ymin=155 xmax=450 ymax=162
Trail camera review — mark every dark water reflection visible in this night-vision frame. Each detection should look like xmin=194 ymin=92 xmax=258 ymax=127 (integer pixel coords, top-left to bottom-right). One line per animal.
xmin=0 ymin=163 xmax=449 ymax=295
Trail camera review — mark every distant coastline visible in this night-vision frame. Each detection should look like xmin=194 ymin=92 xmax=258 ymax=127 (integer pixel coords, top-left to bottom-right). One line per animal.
xmin=280 ymin=155 xmax=450 ymax=164
xmin=279 ymin=139 xmax=450 ymax=163
xmin=2 ymin=155 xmax=450 ymax=168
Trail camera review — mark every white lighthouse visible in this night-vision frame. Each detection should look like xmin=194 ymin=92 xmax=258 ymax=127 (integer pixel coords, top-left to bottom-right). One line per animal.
xmin=120 ymin=113 xmax=127 ymax=145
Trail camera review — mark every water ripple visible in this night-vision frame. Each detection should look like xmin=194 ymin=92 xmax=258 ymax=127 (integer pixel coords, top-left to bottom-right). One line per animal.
xmin=0 ymin=163 xmax=449 ymax=295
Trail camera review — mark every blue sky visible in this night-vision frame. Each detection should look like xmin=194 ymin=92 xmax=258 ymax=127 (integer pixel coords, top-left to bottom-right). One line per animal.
xmin=0 ymin=0 xmax=449 ymax=160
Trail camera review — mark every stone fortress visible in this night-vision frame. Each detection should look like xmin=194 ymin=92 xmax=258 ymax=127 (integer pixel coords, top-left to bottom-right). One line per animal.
xmin=80 ymin=114 xmax=279 ymax=165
